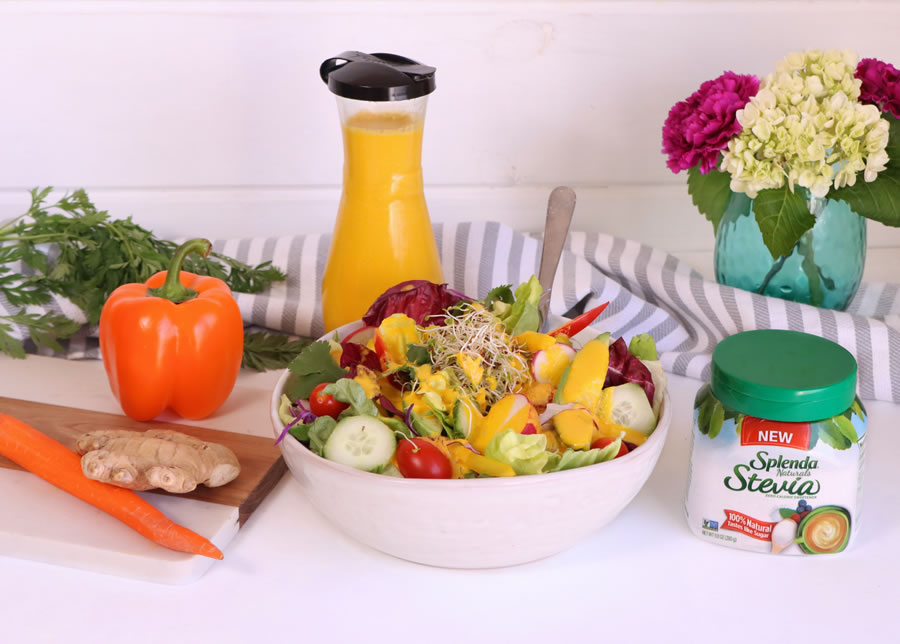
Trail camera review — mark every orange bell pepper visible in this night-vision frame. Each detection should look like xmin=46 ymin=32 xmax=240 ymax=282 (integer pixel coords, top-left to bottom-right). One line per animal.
xmin=99 ymin=239 xmax=244 ymax=421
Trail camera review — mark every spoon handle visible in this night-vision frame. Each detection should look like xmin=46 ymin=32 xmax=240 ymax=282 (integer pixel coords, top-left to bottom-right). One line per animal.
xmin=538 ymin=186 xmax=576 ymax=328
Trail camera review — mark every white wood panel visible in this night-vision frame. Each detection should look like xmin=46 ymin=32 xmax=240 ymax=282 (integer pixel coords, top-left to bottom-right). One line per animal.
xmin=3 ymin=1 xmax=900 ymax=188
xmin=2 ymin=1 xmax=900 ymax=255
xmin=4 ymin=185 xmax=900 ymax=257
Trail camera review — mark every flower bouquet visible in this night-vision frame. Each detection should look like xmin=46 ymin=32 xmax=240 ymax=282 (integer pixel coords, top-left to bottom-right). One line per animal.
xmin=663 ymin=50 xmax=900 ymax=308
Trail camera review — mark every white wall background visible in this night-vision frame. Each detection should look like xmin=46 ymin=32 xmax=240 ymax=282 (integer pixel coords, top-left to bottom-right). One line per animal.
xmin=2 ymin=1 xmax=900 ymax=276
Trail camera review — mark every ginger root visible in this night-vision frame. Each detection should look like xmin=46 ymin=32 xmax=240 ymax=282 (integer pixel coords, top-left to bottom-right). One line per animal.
xmin=75 ymin=429 xmax=240 ymax=493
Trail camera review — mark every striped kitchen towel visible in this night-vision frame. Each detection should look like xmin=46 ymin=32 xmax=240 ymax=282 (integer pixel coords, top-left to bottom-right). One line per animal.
xmin=4 ymin=221 xmax=900 ymax=403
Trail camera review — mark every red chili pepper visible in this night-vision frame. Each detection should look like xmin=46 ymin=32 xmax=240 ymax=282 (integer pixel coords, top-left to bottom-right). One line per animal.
xmin=548 ymin=302 xmax=610 ymax=338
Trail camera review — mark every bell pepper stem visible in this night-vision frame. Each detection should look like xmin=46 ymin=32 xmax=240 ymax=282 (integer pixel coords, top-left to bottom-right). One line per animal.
xmin=148 ymin=238 xmax=212 ymax=304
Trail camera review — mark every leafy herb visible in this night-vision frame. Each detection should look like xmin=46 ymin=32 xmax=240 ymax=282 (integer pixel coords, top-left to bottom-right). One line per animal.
xmin=0 ymin=310 xmax=83 ymax=359
xmin=242 ymin=331 xmax=310 ymax=372
xmin=405 ymin=344 xmax=431 ymax=365
xmin=482 ymin=284 xmax=514 ymax=308
xmin=0 ymin=187 xmax=286 ymax=360
xmin=286 ymin=341 xmax=348 ymax=400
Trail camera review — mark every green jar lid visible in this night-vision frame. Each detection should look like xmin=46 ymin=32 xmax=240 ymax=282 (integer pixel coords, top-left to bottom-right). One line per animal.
xmin=711 ymin=329 xmax=857 ymax=422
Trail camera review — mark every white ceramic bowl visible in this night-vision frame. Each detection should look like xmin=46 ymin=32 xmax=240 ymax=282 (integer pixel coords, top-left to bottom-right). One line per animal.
xmin=270 ymin=321 xmax=670 ymax=568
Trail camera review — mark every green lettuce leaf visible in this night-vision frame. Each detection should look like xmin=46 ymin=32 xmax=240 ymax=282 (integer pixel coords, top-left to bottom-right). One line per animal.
xmin=421 ymin=393 xmax=460 ymax=437
xmin=628 ymin=333 xmax=658 ymax=361
xmin=290 ymin=416 xmax=337 ymax=456
xmin=277 ymin=394 xmax=295 ymax=426
xmin=323 ymin=378 xmax=379 ymax=418
xmin=505 ymin=275 xmax=543 ymax=335
xmin=485 ymin=429 xmax=551 ymax=475
xmin=381 ymin=416 xmax=413 ymax=438
xmin=547 ymin=440 xmax=622 ymax=472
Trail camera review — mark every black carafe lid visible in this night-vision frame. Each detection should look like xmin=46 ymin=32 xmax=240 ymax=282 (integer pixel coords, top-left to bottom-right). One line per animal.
xmin=320 ymin=51 xmax=436 ymax=101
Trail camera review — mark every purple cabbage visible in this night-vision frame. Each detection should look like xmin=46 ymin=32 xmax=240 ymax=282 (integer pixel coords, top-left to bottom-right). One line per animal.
xmin=274 ymin=400 xmax=316 ymax=446
xmin=605 ymin=337 xmax=655 ymax=405
xmin=362 ymin=280 xmax=470 ymax=327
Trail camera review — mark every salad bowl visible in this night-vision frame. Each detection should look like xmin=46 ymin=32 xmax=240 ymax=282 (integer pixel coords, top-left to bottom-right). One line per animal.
xmin=270 ymin=320 xmax=671 ymax=569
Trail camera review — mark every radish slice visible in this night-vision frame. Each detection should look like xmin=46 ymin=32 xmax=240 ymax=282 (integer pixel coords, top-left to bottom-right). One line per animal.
xmin=344 ymin=326 xmax=376 ymax=345
xmin=539 ymin=402 xmax=576 ymax=425
xmin=531 ymin=343 xmax=577 ymax=385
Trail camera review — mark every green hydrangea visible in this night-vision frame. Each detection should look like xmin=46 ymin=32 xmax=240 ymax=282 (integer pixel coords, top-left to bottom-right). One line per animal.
xmin=721 ymin=49 xmax=891 ymax=198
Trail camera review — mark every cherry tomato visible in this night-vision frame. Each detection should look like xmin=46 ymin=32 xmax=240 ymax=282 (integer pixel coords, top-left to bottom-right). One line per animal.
xmin=396 ymin=438 xmax=452 ymax=479
xmin=309 ymin=382 xmax=349 ymax=419
xmin=590 ymin=436 xmax=630 ymax=458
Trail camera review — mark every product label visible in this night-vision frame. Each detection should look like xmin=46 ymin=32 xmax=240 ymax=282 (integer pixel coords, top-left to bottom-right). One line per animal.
xmin=684 ymin=384 xmax=866 ymax=556
xmin=740 ymin=417 xmax=811 ymax=451
xmin=720 ymin=509 xmax=777 ymax=540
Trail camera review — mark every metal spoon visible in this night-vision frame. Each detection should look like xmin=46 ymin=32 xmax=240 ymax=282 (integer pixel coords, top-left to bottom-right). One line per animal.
xmin=537 ymin=186 xmax=576 ymax=331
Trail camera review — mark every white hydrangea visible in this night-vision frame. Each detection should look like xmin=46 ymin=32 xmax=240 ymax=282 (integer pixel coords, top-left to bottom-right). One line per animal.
xmin=721 ymin=49 xmax=891 ymax=198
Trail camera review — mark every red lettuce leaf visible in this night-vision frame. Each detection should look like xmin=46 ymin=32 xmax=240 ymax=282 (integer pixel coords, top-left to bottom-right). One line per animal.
xmin=339 ymin=341 xmax=381 ymax=377
xmin=362 ymin=280 xmax=470 ymax=327
xmin=604 ymin=337 xmax=655 ymax=405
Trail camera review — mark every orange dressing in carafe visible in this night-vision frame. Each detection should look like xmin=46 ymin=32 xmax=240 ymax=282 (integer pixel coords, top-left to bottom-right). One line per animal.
xmin=321 ymin=110 xmax=443 ymax=331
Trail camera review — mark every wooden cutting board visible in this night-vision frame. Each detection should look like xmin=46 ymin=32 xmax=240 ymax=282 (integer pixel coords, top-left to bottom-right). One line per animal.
xmin=0 ymin=396 xmax=286 ymax=584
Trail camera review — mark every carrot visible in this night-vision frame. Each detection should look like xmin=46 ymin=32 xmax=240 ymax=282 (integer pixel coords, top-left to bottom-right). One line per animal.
xmin=0 ymin=413 xmax=223 ymax=560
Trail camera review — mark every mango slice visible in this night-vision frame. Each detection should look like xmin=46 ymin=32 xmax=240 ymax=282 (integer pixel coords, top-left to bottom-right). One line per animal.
xmin=553 ymin=407 xmax=596 ymax=450
xmin=466 ymin=394 xmax=540 ymax=453
xmin=555 ymin=335 xmax=611 ymax=411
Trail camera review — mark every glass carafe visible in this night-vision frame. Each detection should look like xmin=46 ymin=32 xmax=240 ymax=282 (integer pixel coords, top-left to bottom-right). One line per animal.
xmin=319 ymin=52 xmax=444 ymax=332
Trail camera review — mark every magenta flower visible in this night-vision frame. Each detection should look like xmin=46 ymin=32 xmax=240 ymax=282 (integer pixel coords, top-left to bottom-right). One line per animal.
xmin=662 ymin=72 xmax=759 ymax=174
xmin=856 ymin=58 xmax=900 ymax=118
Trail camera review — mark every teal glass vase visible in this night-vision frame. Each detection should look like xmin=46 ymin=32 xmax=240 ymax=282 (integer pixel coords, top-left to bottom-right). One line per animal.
xmin=714 ymin=191 xmax=866 ymax=310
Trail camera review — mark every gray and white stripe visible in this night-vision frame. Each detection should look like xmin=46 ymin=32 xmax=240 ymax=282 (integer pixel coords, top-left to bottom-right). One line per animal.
xmin=3 ymin=221 xmax=900 ymax=403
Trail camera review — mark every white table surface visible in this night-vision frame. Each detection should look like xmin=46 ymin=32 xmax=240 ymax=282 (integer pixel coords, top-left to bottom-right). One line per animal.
xmin=1 ymin=348 xmax=898 ymax=643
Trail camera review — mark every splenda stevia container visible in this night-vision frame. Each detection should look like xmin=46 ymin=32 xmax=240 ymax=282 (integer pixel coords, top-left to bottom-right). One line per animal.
xmin=685 ymin=330 xmax=866 ymax=555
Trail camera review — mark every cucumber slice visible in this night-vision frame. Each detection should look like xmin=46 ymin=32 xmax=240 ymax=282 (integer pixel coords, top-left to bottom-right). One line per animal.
xmin=605 ymin=382 xmax=657 ymax=434
xmin=641 ymin=359 xmax=667 ymax=417
xmin=323 ymin=415 xmax=396 ymax=471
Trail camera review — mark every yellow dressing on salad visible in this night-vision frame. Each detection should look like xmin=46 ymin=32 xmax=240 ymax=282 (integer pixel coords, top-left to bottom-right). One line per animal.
xmin=455 ymin=352 xmax=484 ymax=386
xmin=514 ymin=331 xmax=557 ymax=353
xmin=592 ymin=416 xmax=648 ymax=446
xmin=377 ymin=314 xmax=421 ymax=365
xmin=352 ymin=366 xmax=381 ymax=400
